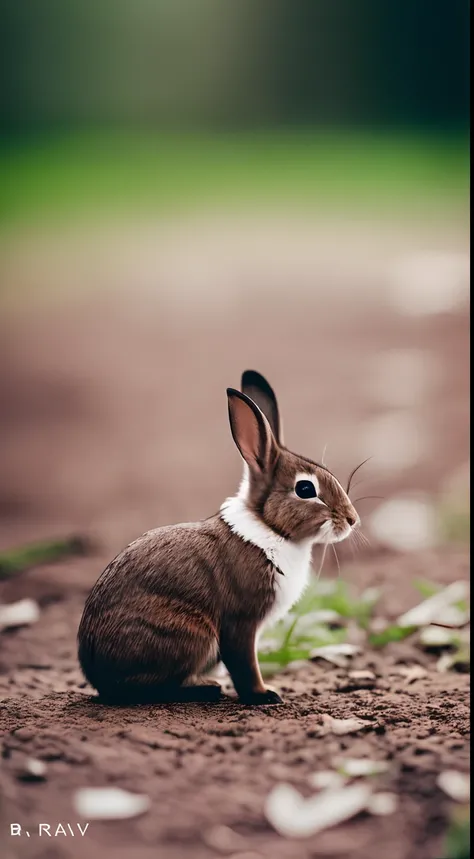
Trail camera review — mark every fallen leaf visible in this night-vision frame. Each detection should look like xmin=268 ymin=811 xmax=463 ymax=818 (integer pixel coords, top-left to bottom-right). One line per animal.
xmin=396 ymin=665 xmax=428 ymax=684
xmin=430 ymin=607 xmax=470 ymax=627
xmin=397 ymin=581 xmax=469 ymax=628
xmin=297 ymin=609 xmax=343 ymax=628
xmin=26 ymin=759 xmax=46 ymax=776
xmin=419 ymin=626 xmax=455 ymax=647
xmin=437 ymin=771 xmax=470 ymax=803
xmin=348 ymin=670 xmax=376 ymax=681
xmin=321 ymin=714 xmax=374 ymax=736
xmin=367 ymin=793 xmax=398 ymax=816
xmin=310 ymin=644 xmax=361 ymax=667
xmin=0 ymin=599 xmax=40 ymax=631
xmin=308 ymin=770 xmax=347 ymax=790
xmin=264 ymin=782 xmax=372 ymax=838
xmin=333 ymin=758 xmax=389 ymax=777
xmin=73 ymin=787 xmax=150 ymax=820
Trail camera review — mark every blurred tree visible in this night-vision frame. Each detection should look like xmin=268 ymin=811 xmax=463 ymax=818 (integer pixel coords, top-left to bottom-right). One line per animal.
xmin=0 ymin=0 xmax=469 ymax=134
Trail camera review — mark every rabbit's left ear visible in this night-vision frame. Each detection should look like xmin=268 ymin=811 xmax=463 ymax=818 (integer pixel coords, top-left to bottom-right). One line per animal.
xmin=241 ymin=370 xmax=283 ymax=445
xmin=227 ymin=388 xmax=279 ymax=475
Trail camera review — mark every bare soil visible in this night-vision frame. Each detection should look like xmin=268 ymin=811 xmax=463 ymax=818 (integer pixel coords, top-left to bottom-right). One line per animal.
xmin=0 ymin=219 xmax=470 ymax=859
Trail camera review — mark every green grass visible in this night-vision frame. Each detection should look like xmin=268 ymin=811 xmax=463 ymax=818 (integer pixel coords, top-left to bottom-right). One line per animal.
xmin=258 ymin=579 xmax=380 ymax=674
xmin=0 ymin=129 xmax=469 ymax=228
xmin=0 ymin=537 xmax=89 ymax=579
xmin=258 ymin=576 xmax=470 ymax=675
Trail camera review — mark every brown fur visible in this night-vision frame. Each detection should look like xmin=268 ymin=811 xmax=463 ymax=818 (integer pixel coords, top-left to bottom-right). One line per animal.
xmin=78 ymin=370 xmax=359 ymax=705
xmin=78 ymin=518 xmax=278 ymax=703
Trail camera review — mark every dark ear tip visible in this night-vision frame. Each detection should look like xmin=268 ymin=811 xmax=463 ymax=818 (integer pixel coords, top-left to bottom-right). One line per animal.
xmin=241 ymin=369 xmax=275 ymax=395
xmin=242 ymin=369 xmax=262 ymax=384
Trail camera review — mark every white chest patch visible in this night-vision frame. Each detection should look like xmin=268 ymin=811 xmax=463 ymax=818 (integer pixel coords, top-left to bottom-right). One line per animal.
xmin=220 ymin=492 xmax=317 ymax=626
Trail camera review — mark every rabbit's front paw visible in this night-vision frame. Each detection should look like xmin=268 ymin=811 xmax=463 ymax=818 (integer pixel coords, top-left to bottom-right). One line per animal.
xmin=240 ymin=688 xmax=283 ymax=705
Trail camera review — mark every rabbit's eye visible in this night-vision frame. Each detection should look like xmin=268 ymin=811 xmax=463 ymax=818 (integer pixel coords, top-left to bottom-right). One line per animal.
xmin=295 ymin=480 xmax=318 ymax=499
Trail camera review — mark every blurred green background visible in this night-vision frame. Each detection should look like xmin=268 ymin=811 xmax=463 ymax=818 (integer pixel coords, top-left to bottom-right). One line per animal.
xmin=0 ymin=0 xmax=469 ymax=225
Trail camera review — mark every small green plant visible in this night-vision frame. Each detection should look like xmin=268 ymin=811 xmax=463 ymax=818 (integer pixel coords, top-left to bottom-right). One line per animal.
xmin=367 ymin=624 xmax=418 ymax=648
xmin=259 ymin=576 xmax=470 ymax=676
xmin=258 ymin=580 xmax=379 ymax=674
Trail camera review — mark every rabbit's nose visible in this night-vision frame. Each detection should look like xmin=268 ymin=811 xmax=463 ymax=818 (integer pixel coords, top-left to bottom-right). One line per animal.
xmin=346 ymin=513 xmax=359 ymax=527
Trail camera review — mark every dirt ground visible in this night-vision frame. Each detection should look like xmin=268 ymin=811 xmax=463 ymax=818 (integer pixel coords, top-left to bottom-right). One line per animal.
xmin=0 ymin=216 xmax=470 ymax=859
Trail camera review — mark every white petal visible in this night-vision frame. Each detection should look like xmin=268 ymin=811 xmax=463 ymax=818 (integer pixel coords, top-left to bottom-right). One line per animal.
xmin=368 ymin=793 xmax=398 ymax=816
xmin=0 ymin=599 xmax=40 ymax=630
xmin=264 ymin=782 xmax=372 ymax=839
xmin=321 ymin=714 xmax=373 ymax=736
xmin=437 ymin=771 xmax=470 ymax=803
xmin=73 ymin=788 xmax=150 ymax=820
xmin=334 ymin=758 xmax=389 ymax=777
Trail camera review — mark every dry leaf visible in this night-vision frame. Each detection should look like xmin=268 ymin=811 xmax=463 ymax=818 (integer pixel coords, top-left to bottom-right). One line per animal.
xmin=437 ymin=771 xmax=470 ymax=803
xmin=25 ymin=759 xmax=47 ymax=777
xmin=73 ymin=787 xmax=150 ymax=820
xmin=348 ymin=670 xmax=376 ymax=681
xmin=310 ymin=644 xmax=361 ymax=667
xmin=321 ymin=714 xmax=374 ymax=736
xmin=0 ymin=599 xmax=40 ymax=631
xmin=396 ymin=665 xmax=428 ymax=684
xmin=397 ymin=581 xmax=468 ymax=628
xmin=264 ymin=782 xmax=372 ymax=838
xmin=297 ymin=610 xmax=343 ymax=628
xmin=308 ymin=771 xmax=347 ymax=790
xmin=419 ymin=626 xmax=455 ymax=647
xmin=334 ymin=758 xmax=389 ymax=777
xmin=367 ymin=793 xmax=398 ymax=816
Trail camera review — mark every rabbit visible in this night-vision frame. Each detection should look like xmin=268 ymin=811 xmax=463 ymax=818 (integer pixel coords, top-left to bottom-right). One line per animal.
xmin=78 ymin=370 xmax=360 ymax=705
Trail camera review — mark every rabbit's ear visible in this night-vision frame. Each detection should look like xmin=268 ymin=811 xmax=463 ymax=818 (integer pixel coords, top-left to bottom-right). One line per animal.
xmin=227 ymin=388 xmax=279 ymax=474
xmin=241 ymin=370 xmax=283 ymax=444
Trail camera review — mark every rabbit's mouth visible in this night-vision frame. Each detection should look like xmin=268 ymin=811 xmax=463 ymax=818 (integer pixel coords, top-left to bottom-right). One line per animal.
xmin=322 ymin=519 xmax=357 ymax=544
